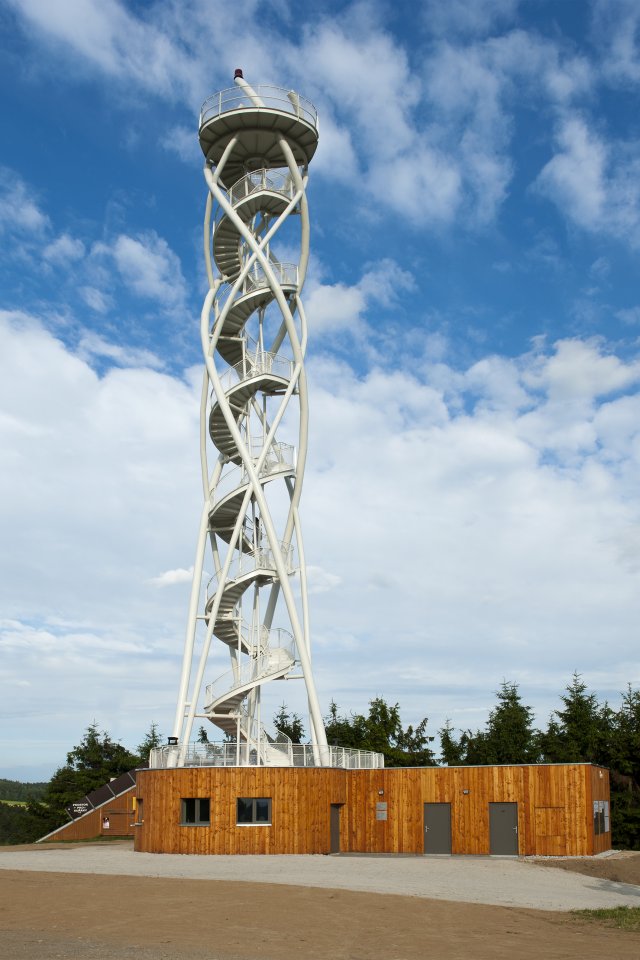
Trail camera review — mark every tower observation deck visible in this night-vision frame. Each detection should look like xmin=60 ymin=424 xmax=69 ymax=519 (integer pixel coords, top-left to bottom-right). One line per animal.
xmin=159 ymin=73 xmax=383 ymax=770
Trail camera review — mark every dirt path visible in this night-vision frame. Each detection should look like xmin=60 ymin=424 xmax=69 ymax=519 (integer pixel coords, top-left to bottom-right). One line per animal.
xmin=532 ymin=851 xmax=640 ymax=886
xmin=2 ymin=869 xmax=640 ymax=960
xmin=2 ymin=842 xmax=640 ymax=911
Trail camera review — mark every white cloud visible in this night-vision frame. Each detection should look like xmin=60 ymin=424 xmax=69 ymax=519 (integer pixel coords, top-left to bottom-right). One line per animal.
xmin=592 ymin=0 xmax=640 ymax=86
xmin=423 ymin=0 xmax=520 ymax=37
xmin=306 ymin=565 xmax=342 ymax=595
xmin=162 ymin=124 xmax=202 ymax=166
xmin=0 ymin=167 xmax=49 ymax=234
xmin=535 ymin=115 xmax=640 ymax=246
xmin=95 ymin=230 xmax=187 ymax=309
xmin=43 ymin=233 xmax=85 ymax=266
xmin=305 ymin=259 xmax=414 ymax=338
xmin=77 ymin=331 xmax=164 ymax=370
xmin=535 ymin=117 xmax=606 ymax=227
xmin=9 ymin=0 xmax=202 ymax=101
xmin=617 ymin=307 xmax=640 ymax=326
xmin=80 ymin=286 xmax=112 ymax=314
xmin=421 ymin=31 xmax=593 ymax=226
xmin=148 ymin=567 xmax=194 ymax=587
xmin=537 ymin=339 xmax=640 ymax=400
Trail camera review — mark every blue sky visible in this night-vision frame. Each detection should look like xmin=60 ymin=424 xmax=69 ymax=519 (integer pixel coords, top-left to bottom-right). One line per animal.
xmin=1 ymin=0 xmax=639 ymax=779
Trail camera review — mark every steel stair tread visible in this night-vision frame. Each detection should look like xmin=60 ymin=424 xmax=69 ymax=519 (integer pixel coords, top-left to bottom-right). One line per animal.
xmin=209 ymin=371 xmax=290 ymax=460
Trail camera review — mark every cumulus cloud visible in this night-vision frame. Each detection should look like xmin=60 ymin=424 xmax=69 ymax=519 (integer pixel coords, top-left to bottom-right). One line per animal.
xmin=162 ymin=124 xmax=202 ymax=165
xmin=148 ymin=567 xmax=194 ymax=587
xmin=535 ymin=115 xmax=640 ymax=245
xmin=77 ymin=331 xmax=164 ymax=370
xmin=591 ymin=0 xmax=640 ymax=86
xmin=94 ymin=230 xmax=187 ymax=309
xmin=0 ymin=167 xmax=49 ymax=235
xmin=305 ymin=259 xmax=414 ymax=338
xmin=9 ymin=0 xmax=203 ymax=101
xmin=43 ymin=233 xmax=85 ymax=266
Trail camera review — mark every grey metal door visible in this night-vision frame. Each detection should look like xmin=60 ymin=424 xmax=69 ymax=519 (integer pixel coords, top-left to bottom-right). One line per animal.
xmin=489 ymin=802 xmax=518 ymax=854
xmin=330 ymin=804 xmax=341 ymax=853
xmin=423 ymin=803 xmax=452 ymax=854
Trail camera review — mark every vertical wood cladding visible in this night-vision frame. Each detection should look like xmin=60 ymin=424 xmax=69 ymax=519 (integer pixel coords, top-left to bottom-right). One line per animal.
xmin=41 ymin=786 xmax=137 ymax=842
xmin=135 ymin=767 xmax=347 ymax=855
xmin=134 ymin=764 xmax=609 ymax=856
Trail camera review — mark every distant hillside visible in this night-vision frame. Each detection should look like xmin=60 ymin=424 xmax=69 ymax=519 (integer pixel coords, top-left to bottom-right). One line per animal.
xmin=0 ymin=778 xmax=48 ymax=802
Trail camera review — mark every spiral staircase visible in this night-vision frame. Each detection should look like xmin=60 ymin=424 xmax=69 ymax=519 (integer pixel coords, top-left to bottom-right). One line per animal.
xmin=171 ymin=75 xmax=329 ymax=764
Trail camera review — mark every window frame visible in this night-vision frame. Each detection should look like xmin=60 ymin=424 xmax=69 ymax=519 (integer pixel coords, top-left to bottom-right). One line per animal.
xmin=180 ymin=797 xmax=211 ymax=826
xmin=236 ymin=797 xmax=272 ymax=826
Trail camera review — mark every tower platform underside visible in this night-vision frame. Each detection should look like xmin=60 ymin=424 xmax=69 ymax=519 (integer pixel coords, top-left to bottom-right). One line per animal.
xmin=199 ymin=108 xmax=318 ymax=185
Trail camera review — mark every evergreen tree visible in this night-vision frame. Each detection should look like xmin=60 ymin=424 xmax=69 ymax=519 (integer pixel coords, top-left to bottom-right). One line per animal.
xmin=136 ymin=722 xmax=162 ymax=762
xmin=272 ymin=704 xmax=306 ymax=744
xmin=443 ymin=683 xmax=541 ymax=765
xmin=607 ymin=685 xmax=640 ymax=849
xmin=26 ymin=723 xmax=141 ymax=839
xmin=482 ymin=682 xmax=541 ymax=763
xmin=438 ymin=721 xmax=466 ymax=765
xmin=541 ymin=673 xmax=609 ymax=764
xmin=324 ymin=698 xmax=435 ymax=767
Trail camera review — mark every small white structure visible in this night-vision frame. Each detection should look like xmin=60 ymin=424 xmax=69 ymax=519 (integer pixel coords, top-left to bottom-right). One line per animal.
xmin=171 ymin=73 xmax=328 ymax=765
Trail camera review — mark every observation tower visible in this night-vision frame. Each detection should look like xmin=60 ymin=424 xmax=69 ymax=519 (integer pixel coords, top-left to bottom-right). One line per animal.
xmin=171 ymin=72 xmax=329 ymax=766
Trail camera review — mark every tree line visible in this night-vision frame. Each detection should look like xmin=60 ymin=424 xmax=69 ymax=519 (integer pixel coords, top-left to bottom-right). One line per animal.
xmin=2 ymin=674 xmax=639 ymax=848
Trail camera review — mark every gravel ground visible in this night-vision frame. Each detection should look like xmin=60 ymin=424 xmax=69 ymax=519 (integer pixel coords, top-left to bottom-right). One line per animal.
xmin=1 ymin=843 xmax=639 ymax=911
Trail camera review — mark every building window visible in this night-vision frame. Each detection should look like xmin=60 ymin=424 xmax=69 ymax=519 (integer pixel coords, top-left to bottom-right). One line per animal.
xmin=593 ymin=800 xmax=610 ymax=835
xmin=237 ymin=797 xmax=272 ymax=825
xmin=181 ymin=798 xmax=210 ymax=825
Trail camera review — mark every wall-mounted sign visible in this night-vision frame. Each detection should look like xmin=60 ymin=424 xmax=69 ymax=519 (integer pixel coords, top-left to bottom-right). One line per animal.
xmin=66 ymin=801 xmax=91 ymax=819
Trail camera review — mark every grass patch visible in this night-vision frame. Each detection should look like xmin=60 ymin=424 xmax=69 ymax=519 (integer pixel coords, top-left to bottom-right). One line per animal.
xmin=572 ymin=906 xmax=640 ymax=931
xmin=0 ymin=800 xmax=27 ymax=807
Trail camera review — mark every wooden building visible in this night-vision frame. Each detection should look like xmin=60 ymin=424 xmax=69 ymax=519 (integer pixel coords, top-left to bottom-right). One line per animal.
xmin=39 ymin=774 xmax=138 ymax=843
xmin=134 ymin=763 xmax=611 ymax=857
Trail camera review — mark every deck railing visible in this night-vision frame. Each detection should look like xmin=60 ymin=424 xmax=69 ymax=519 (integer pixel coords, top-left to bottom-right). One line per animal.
xmin=200 ymin=85 xmax=318 ymax=130
xmin=149 ymin=742 xmax=385 ymax=770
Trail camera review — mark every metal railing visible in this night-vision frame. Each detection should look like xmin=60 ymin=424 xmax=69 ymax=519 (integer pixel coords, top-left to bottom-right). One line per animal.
xmin=212 ymin=442 xmax=295 ymax=503
xmin=227 ymin=168 xmax=298 ymax=208
xmin=205 ymin=636 xmax=296 ymax=707
xmin=205 ymin=540 xmax=295 ymax=598
xmin=149 ymin=742 xmax=385 ymax=769
xmin=217 ymin=348 xmax=293 ymax=394
xmin=242 ymin=261 xmax=298 ymax=294
xmin=200 ymin=85 xmax=318 ymax=131
xmin=216 ymin=261 xmax=298 ymax=312
xmin=214 ymin=620 xmax=293 ymax=657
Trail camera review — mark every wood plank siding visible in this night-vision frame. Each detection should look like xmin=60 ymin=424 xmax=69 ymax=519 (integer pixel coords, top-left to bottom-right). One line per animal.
xmin=134 ymin=764 xmax=610 ymax=856
xmin=41 ymin=786 xmax=137 ymax=842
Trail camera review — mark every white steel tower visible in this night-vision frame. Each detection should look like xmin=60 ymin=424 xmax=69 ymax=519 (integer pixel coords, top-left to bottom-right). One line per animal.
xmin=171 ymin=72 xmax=328 ymax=764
